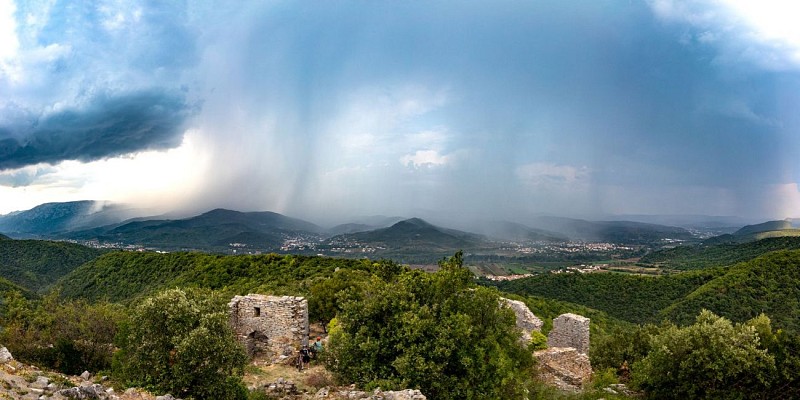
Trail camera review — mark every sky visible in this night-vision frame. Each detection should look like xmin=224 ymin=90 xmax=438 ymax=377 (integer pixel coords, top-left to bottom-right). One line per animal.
xmin=1 ymin=0 xmax=800 ymax=224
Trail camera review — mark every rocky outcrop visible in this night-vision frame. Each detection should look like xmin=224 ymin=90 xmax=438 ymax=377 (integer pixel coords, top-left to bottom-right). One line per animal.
xmin=248 ymin=381 xmax=426 ymax=399
xmin=0 ymin=346 xmax=182 ymax=400
xmin=314 ymin=388 xmax=426 ymax=399
xmin=59 ymin=382 xmax=117 ymax=399
xmin=500 ymin=298 xmax=543 ymax=344
xmin=0 ymin=347 xmax=13 ymax=363
xmin=534 ymin=347 xmax=592 ymax=391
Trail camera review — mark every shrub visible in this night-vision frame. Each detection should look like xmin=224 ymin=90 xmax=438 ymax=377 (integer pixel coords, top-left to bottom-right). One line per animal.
xmin=114 ymin=288 xmax=248 ymax=400
xmin=631 ymin=310 xmax=775 ymax=399
xmin=326 ymin=252 xmax=535 ymax=399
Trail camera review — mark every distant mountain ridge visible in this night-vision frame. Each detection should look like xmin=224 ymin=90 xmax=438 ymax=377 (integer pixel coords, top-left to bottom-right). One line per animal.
xmin=0 ymin=201 xmax=713 ymax=254
xmin=468 ymin=220 xmax=567 ymax=242
xmin=0 ymin=201 xmax=142 ymax=238
xmin=701 ymin=219 xmax=800 ymax=245
xmin=80 ymin=208 xmax=324 ymax=252
xmin=322 ymin=218 xmax=492 ymax=261
xmin=526 ymin=216 xmax=694 ymax=243
xmin=734 ymin=220 xmax=792 ymax=236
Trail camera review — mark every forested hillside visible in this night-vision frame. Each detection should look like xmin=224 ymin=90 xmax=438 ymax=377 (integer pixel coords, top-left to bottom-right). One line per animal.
xmin=640 ymin=236 xmax=800 ymax=270
xmin=56 ymin=251 xmax=372 ymax=302
xmin=492 ymin=270 xmax=721 ymax=324
xmin=0 ymin=239 xmax=106 ymax=292
xmin=0 ymin=275 xmax=34 ymax=299
xmin=663 ymin=250 xmax=800 ymax=332
xmin=494 ymin=249 xmax=800 ymax=336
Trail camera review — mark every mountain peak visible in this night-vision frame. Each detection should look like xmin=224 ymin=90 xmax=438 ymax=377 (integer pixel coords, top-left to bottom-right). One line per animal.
xmin=395 ymin=217 xmax=433 ymax=227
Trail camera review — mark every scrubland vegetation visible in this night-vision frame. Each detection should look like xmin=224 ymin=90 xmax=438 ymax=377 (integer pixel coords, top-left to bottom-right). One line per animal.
xmin=0 ymin=237 xmax=799 ymax=398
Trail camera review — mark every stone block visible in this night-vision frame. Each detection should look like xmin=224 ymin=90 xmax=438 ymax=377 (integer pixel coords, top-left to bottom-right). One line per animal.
xmin=547 ymin=313 xmax=590 ymax=355
xmin=534 ymin=347 xmax=592 ymax=391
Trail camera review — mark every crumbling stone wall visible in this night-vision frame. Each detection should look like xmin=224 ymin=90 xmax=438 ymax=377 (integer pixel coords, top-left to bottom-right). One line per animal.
xmin=500 ymin=298 xmax=543 ymax=344
xmin=547 ymin=313 xmax=590 ymax=355
xmin=534 ymin=347 xmax=592 ymax=391
xmin=229 ymin=294 xmax=308 ymax=360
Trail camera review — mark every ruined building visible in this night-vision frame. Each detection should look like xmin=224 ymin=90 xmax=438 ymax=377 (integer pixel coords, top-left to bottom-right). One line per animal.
xmin=229 ymin=294 xmax=309 ymax=360
xmin=547 ymin=313 xmax=590 ymax=355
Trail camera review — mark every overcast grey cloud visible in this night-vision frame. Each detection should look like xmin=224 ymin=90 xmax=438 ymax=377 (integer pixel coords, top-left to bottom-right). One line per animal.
xmin=1 ymin=0 xmax=799 ymax=221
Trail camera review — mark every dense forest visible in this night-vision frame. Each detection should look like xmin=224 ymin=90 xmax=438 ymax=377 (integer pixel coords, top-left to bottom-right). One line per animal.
xmin=495 ymin=250 xmax=800 ymax=334
xmin=639 ymin=236 xmax=800 ymax=270
xmin=489 ymin=269 xmax=722 ymax=324
xmin=56 ymin=251 xmax=372 ymax=303
xmin=0 ymin=239 xmax=106 ymax=292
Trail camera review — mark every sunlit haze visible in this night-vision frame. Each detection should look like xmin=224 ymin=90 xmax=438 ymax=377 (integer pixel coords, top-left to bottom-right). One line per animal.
xmin=1 ymin=0 xmax=800 ymax=224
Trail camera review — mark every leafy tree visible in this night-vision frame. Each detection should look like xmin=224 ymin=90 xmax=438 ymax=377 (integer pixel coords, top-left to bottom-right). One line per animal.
xmin=326 ymin=251 xmax=535 ymax=399
xmin=308 ymin=268 xmax=373 ymax=330
xmin=590 ymin=323 xmax=663 ymax=375
xmin=745 ymin=314 xmax=800 ymax=399
xmin=114 ymin=288 xmax=247 ymax=400
xmin=631 ymin=310 xmax=775 ymax=399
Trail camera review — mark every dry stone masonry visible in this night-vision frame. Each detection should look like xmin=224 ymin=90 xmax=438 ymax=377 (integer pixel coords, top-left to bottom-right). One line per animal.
xmin=500 ymin=298 xmax=543 ymax=344
xmin=547 ymin=313 xmax=590 ymax=355
xmin=229 ymin=294 xmax=309 ymax=360
xmin=534 ymin=347 xmax=592 ymax=392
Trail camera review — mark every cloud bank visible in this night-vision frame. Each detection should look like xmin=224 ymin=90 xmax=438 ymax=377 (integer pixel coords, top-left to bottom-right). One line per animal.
xmin=1 ymin=0 xmax=800 ymax=222
xmin=0 ymin=90 xmax=190 ymax=170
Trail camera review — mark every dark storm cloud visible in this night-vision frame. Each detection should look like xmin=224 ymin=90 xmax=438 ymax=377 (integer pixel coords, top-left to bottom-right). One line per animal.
xmin=0 ymin=90 xmax=190 ymax=170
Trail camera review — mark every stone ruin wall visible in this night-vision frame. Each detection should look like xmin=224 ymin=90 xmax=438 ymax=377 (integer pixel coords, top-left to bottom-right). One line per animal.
xmin=497 ymin=303 xmax=592 ymax=392
xmin=229 ymin=294 xmax=308 ymax=360
xmin=534 ymin=347 xmax=593 ymax=391
xmin=500 ymin=298 xmax=543 ymax=344
xmin=547 ymin=313 xmax=590 ymax=355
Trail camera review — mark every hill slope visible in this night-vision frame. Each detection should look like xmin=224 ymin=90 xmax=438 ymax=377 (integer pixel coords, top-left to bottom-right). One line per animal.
xmin=640 ymin=236 xmax=800 ymax=270
xmin=75 ymin=209 xmax=324 ymax=252
xmin=0 ymin=201 xmax=140 ymax=238
xmin=323 ymin=218 xmax=492 ymax=261
xmin=662 ymin=250 xmax=800 ymax=332
xmin=56 ymin=251 xmax=368 ymax=303
xmin=528 ymin=216 xmax=695 ymax=243
xmin=469 ymin=220 xmax=567 ymax=242
xmin=734 ymin=220 xmax=792 ymax=236
xmin=492 ymin=269 xmax=721 ymax=324
xmin=0 ymin=239 xmax=106 ymax=292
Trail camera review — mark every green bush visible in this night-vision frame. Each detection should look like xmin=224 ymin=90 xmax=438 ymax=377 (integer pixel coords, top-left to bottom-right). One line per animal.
xmin=0 ymin=291 xmax=125 ymax=374
xmin=631 ymin=310 xmax=774 ymax=399
xmin=326 ymin=252 xmax=535 ymax=399
xmin=529 ymin=331 xmax=548 ymax=351
xmin=114 ymin=288 xmax=248 ymax=400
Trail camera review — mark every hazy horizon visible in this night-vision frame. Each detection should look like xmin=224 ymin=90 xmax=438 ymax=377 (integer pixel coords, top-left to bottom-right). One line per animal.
xmin=0 ymin=198 xmax=772 ymax=233
xmin=2 ymin=1 xmax=800 ymax=223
